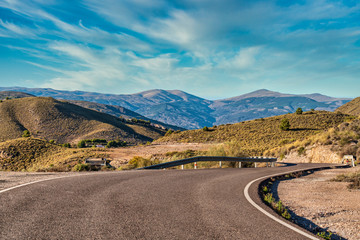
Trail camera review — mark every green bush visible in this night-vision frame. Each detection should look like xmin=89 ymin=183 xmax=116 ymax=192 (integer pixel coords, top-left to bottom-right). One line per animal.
xmin=297 ymin=147 xmax=305 ymax=156
xmin=165 ymin=130 xmax=174 ymax=136
xmin=126 ymin=156 xmax=159 ymax=169
xmin=22 ymin=130 xmax=30 ymax=137
xmin=106 ymin=140 xmax=127 ymax=148
xmin=72 ymin=163 xmax=90 ymax=171
xmin=203 ymin=126 xmax=209 ymax=131
xmin=317 ymin=231 xmax=332 ymax=240
xmin=77 ymin=140 xmax=86 ymax=148
xmin=62 ymin=143 xmax=71 ymax=148
xmin=296 ymin=108 xmax=303 ymax=114
xmin=279 ymin=118 xmax=290 ymax=131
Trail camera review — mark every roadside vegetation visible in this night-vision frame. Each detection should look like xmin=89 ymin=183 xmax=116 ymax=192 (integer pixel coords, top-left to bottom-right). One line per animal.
xmin=331 ymin=171 xmax=360 ymax=190
xmin=260 ymin=170 xmax=336 ymax=240
xmin=265 ymin=116 xmax=360 ymax=161
xmin=156 ymin=111 xmax=349 ymax=156
xmin=118 ymin=141 xmax=252 ymax=170
xmin=77 ymin=139 xmax=127 ymax=148
xmin=0 ymin=138 xmax=107 ymax=171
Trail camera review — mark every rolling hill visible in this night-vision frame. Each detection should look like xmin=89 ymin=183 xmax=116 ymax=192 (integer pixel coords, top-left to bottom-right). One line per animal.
xmin=0 ymin=91 xmax=34 ymax=99
xmin=155 ymin=111 xmax=350 ymax=155
xmin=0 ymin=87 xmax=352 ymax=129
xmin=0 ymin=97 xmax=166 ymax=144
xmin=336 ymin=97 xmax=360 ymax=116
xmin=0 ymin=138 xmax=107 ymax=171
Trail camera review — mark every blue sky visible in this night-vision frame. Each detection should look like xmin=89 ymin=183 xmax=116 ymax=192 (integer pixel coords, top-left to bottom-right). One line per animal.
xmin=0 ymin=0 xmax=359 ymax=99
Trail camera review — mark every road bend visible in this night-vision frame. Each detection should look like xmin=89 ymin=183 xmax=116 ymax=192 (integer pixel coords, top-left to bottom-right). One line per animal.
xmin=0 ymin=163 xmax=329 ymax=239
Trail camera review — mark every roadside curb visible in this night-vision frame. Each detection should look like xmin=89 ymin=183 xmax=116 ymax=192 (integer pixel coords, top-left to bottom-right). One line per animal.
xmin=244 ymin=165 xmax=346 ymax=240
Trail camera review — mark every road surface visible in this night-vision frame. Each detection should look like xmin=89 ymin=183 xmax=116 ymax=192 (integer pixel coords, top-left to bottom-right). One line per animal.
xmin=0 ymin=164 xmax=328 ymax=239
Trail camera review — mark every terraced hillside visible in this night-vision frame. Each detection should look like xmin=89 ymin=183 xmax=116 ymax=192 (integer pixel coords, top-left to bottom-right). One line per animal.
xmin=156 ymin=111 xmax=349 ymax=155
xmin=0 ymin=97 xmax=165 ymax=144
xmin=337 ymin=97 xmax=360 ymax=116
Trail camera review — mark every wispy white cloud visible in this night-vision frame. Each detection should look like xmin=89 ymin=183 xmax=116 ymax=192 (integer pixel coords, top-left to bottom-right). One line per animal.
xmin=1 ymin=0 xmax=360 ymax=98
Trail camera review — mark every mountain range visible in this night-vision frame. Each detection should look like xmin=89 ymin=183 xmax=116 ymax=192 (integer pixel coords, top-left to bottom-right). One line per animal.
xmin=0 ymin=87 xmax=352 ymax=129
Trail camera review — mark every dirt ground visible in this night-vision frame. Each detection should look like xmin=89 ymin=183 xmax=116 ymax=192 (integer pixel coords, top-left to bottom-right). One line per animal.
xmin=107 ymin=143 xmax=216 ymax=168
xmin=277 ymin=166 xmax=360 ymax=240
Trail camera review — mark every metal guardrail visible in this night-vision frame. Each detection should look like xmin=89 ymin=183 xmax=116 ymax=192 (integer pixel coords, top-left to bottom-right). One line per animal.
xmin=85 ymin=158 xmax=107 ymax=166
xmin=140 ymin=156 xmax=277 ymax=170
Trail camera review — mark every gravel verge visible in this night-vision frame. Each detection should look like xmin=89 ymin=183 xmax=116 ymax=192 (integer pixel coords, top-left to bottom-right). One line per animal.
xmin=277 ymin=166 xmax=360 ymax=240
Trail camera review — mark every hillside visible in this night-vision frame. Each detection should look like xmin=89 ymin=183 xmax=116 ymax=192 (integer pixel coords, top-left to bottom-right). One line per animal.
xmin=0 ymin=138 xmax=105 ymax=171
xmin=156 ymin=111 xmax=349 ymax=155
xmin=0 ymin=91 xmax=34 ymax=99
xmin=0 ymin=87 xmax=352 ymax=129
xmin=265 ymin=116 xmax=360 ymax=163
xmin=336 ymin=97 xmax=360 ymax=116
xmin=0 ymin=97 xmax=165 ymax=144
xmin=66 ymin=100 xmax=183 ymax=130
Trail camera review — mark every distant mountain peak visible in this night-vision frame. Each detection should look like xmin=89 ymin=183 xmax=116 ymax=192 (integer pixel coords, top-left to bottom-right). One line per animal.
xmin=132 ymin=89 xmax=207 ymax=103
xmin=222 ymin=89 xmax=293 ymax=101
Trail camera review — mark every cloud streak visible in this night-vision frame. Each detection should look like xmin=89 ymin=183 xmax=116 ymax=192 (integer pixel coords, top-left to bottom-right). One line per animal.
xmin=0 ymin=0 xmax=360 ymax=98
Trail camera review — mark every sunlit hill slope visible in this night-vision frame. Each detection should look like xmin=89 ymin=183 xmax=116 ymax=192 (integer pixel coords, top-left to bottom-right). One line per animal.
xmin=0 ymin=97 xmax=166 ymax=144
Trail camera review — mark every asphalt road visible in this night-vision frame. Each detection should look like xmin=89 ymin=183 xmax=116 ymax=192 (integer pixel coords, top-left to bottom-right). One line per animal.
xmin=0 ymin=164 xmax=329 ymax=239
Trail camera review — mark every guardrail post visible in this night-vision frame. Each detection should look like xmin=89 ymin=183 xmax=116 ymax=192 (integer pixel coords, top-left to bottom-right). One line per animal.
xmin=219 ymin=161 xmax=222 ymax=168
xmin=239 ymin=162 xmax=242 ymax=168
xmin=255 ymin=162 xmax=257 ymax=168
xmin=181 ymin=165 xmax=184 ymax=170
xmin=271 ymin=162 xmax=275 ymax=167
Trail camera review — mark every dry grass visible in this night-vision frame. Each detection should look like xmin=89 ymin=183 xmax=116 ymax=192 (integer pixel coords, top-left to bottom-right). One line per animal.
xmin=0 ymin=138 xmax=107 ymax=171
xmin=331 ymin=171 xmax=360 ymax=189
xmin=266 ymin=118 xmax=360 ymax=160
xmin=156 ymin=111 xmax=349 ymax=155
xmin=337 ymin=97 xmax=360 ymax=116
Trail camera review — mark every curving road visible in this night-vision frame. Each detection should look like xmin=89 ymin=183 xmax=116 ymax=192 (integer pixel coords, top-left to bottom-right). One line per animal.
xmin=0 ymin=164 xmax=330 ymax=239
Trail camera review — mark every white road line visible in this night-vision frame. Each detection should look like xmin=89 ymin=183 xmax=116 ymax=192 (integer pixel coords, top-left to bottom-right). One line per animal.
xmin=0 ymin=172 xmax=118 ymax=194
xmin=0 ymin=176 xmax=68 ymax=194
xmin=244 ymin=168 xmax=321 ymax=240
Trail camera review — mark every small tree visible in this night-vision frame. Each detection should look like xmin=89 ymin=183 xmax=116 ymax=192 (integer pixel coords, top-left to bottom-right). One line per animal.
xmin=296 ymin=108 xmax=303 ymax=114
xmin=77 ymin=140 xmax=86 ymax=148
xmin=203 ymin=126 xmax=209 ymax=131
xmin=62 ymin=143 xmax=71 ymax=148
xmin=165 ymin=130 xmax=174 ymax=136
xmin=22 ymin=130 xmax=30 ymax=137
xmin=279 ymin=118 xmax=290 ymax=131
